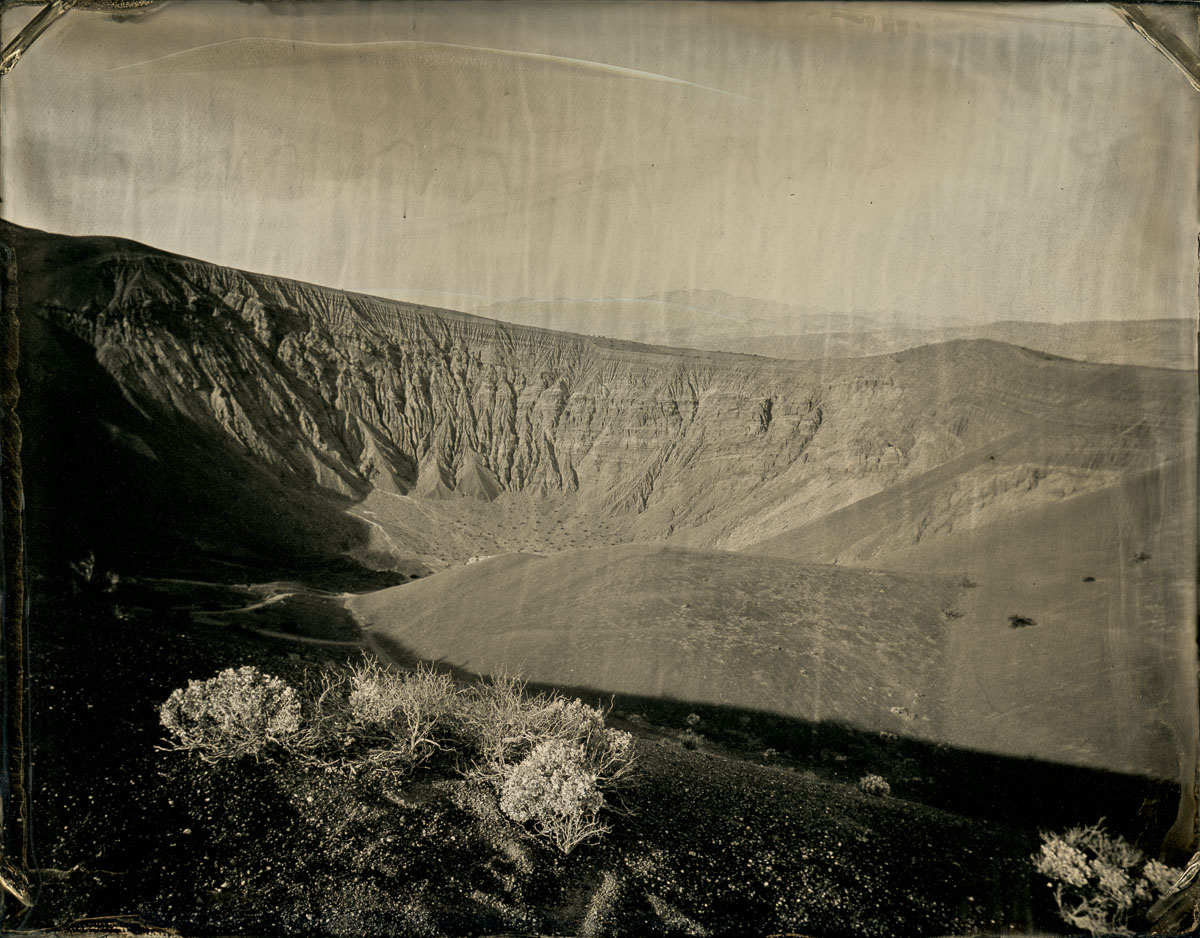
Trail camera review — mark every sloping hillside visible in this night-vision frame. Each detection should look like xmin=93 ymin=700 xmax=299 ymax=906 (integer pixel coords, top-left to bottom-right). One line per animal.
xmin=9 ymin=221 xmax=1197 ymax=921
xmin=746 ymin=455 xmax=1197 ymax=785
xmin=11 ymin=221 xmax=1194 ymax=781
xmin=10 ymin=222 xmax=1190 ymax=572
xmin=29 ymin=592 xmax=1047 ymax=938
xmin=349 ymin=544 xmax=960 ymax=738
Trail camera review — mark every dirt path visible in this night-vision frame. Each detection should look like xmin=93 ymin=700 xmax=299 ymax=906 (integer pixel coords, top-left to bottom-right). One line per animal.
xmin=191 ymin=591 xmax=295 ymax=617
xmin=244 ymin=628 xmax=362 ymax=648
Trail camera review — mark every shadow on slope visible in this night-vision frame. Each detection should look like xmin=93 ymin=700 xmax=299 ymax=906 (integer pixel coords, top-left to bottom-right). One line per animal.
xmin=349 ymin=545 xmax=962 ymax=740
xmin=367 ymin=626 xmax=1183 ymax=859
xmin=348 ymin=541 xmax=1195 ymax=851
xmin=747 ymin=456 xmax=1198 ymax=847
xmin=18 ymin=314 xmax=390 ymax=586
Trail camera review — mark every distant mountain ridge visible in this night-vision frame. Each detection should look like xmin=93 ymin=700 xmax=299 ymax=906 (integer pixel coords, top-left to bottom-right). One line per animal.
xmin=469 ymin=290 xmax=881 ymax=346
xmin=470 ymin=292 xmax=1195 ymax=370
xmin=7 ymin=221 xmax=1191 ymax=572
xmin=714 ymin=319 xmax=1197 ymax=371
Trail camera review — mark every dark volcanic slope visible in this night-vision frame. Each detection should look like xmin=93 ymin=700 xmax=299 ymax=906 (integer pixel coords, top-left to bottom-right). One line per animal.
xmin=8 ymin=223 xmax=1191 ymax=570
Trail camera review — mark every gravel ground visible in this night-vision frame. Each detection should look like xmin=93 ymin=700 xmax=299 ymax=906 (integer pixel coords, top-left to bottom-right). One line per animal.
xmin=15 ymin=587 xmax=1071 ymax=936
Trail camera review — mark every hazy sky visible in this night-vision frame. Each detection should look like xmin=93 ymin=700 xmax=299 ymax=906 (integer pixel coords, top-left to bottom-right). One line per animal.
xmin=1 ymin=1 xmax=1196 ymax=324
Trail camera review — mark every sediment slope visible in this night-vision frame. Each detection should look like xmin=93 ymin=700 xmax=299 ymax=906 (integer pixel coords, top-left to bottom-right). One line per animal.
xmin=349 ymin=544 xmax=960 ymax=739
xmin=8 ymin=223 xmax=1190 ymax=567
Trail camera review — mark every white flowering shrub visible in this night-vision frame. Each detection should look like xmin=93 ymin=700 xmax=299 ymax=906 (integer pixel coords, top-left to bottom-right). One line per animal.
xmin=160 ymin=660 xmax=639 ymax=852
xmin=459 ymin=676 xmax=634 ymax=791
xmin=159 ymin=666 xmax=301 ymax=762
xmin=500 ymin=740 xmax=608 ymax=855
xmin=1141 ymin=858 xmax=1182 ymax=899
xmin=287 ymin=658 xmax=463 ymax=776
xmin=858 ymin=773 xmax=891 ymax=797
xmin=458 ymin=676 xmax=635 ymax=853
xmin=1033 ymin=822 xmax=1183 ymax=935
xmin=539 ymin=697 xmax=634 ymax=787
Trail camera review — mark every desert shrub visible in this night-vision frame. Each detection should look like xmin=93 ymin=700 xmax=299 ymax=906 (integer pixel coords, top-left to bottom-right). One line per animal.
xmin=161 ymin=660 xmax=637 ymax=851
xmin=346 ymin=658 xmax=461 ymax=770
xmin=455 ymin=673 xmax=544 ymax=783
xmin=458 ymin=675 xmax=634 ymax=791
xmin=288 ymin=657 xmax=462 ymax=776
xmin=1033 ymin=822 xmax=1182 ymax=935
xmin=348 ymin=659 xmax=456 ymax=735
xmin=457 ymin=675 xmax=634 ymax=853
xmin=1141 ymin=858 xmax=1182 ymax=898
xmin=858 ymin=773 xmax=891 ymax=797
xmin=159 ymin=666 xmax=301 ymax=762
xmin=499 ymin=739 xmax=608 ymax=855
xmin=678 ymin=729 xmax=703 ymax=750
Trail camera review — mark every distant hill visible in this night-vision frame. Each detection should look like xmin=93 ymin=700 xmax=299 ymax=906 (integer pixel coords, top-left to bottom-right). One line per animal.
xmin=470 ymin=290 xmax=880 ymax=349
xmin=715 ymin=319 xmax=1196 ymax=370
xmin=471 ymin=293 xmax=1195 ymax=370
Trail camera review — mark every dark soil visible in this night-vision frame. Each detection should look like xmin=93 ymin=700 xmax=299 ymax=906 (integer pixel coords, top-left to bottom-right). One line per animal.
xmin=10 ymin=584 xmax=1107 ymax=937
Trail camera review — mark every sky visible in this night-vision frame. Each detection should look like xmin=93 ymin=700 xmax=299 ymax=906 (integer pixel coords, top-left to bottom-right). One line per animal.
xmin=1 ymin=1 xmax=1197 ymax=325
